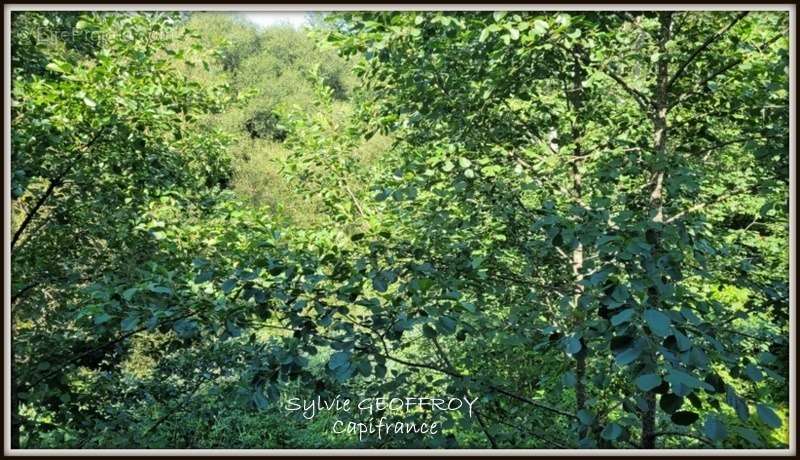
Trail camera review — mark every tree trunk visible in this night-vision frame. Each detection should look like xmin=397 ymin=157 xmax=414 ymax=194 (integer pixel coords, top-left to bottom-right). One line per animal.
xmin=567 ymin=45 xmax=589 ymax=439
xmin=642 ymin=11 xmax=672 ymax=450
xmin=569 ymin=44 xmax=588 ymax=390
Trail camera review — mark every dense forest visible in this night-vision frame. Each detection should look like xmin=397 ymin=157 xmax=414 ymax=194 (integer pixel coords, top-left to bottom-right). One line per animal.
xmin=10 ymin=10 xmax=790 ymax=449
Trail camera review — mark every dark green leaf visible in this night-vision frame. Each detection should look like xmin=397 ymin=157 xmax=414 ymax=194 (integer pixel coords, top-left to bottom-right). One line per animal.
xmin=644 ymin=309 xmax=672 ymax=337
xmin=660 ymin=394 xmax=683 ymax=414
xmin=600 ymin=423 xmax=623 ymax=441
xmin=671 ymin=410 xmax=699 ymax=426
xmin=756 ymin=404 xmax=781 ymax=429
xmin=635 ymin=373 xmax=662 ymax=391
xmin=704 ymin=415 xmax=727 ymax=441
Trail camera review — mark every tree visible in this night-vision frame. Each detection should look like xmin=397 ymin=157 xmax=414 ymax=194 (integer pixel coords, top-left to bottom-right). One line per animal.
xmin=307 ymin=10 xmax=789 ymax=447
xmin=11 ymin=12 xmax=234 ymax=447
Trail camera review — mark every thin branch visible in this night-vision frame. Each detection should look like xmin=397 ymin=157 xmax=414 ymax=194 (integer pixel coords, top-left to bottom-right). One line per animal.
xmin=143 ymin=377 xmax=207 ymax=437
xmin=666 ymin=12 xmax=749 ymax=92
xmin=664 ymin=185 xmax=748 ymax=224
xmin=674 ymin=28 xmax=788 ymax=109
xmin=553 ymin=40 xmax=651 ymax=112
xmin=480 ymin=407 xmax=568 ymax=449
xmin=343 ymin=182 xmax=367 ymax=217
xmin=673 ymin=59 xmax=742 ymax=108
xmin=652 ymin=430 xmax=714 ymax=447
xmin=11 ymin=127 xmax=107 ymax=251
xmin=372 ymin=335 xmax=577 ymax=420
xmin=10 ymin=282 xmax=40 ymax=306
xmin=21 ymin=309 xmax=197 ymax=392
xmin=664 ymin=202 xmax=709 ymax=224
xmin=601 ymin=67 xmax=652 ymax=112
xmin=473 ymin=409 xmax=499 ymax=449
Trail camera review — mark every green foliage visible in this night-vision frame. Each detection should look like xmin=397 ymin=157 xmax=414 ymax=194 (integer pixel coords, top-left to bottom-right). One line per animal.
xmin=178 ymin=13 xmax=389 ymax=227
xmin=11 ymin=10 xmax=789 ymax=450
xmin=10 ymin=11 xmax=237 ymax=448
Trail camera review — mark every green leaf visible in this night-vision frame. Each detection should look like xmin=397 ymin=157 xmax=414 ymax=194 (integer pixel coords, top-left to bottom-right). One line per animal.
xmin=149 ymin=286 xmax=172 ymax=295
xmin=704 ymin=415 xmax=727 ymax=441
xmin=733 ymin=427 xmax=763 ymax=446
xmin=372 ymin=276 xmax=388 ymax=293
xmin=644 ymin=309 xmax=672 ymax=337
xmin=121 ymin=287 xmax=138 ymax=301
xmin=121 ymin=315 xmax=139 ymax=331
xmin=83 ymin=97 xmax=97 ymax=108
xmin=195 ymin=270 xmax=214 ymax=283
xmin=665 ymin=369 xmax=714 ymax=391
xmin=46 ymin=62 xmax=66 ymax=73
xmin=756 ymin=404 xmax=781 ymax=429
xmin=533 ymin=19 xmax=549 ymax=35
xmin=671 ymin=410 xmax=699 ymax=426
xmin=565 ymin=335 xmax=582 ymax=355
xmin=375 ymin=364 xmax=387 ymax=379
xmin=734 ymin=398 xmax=750 ymax=422
xmin=610 ymin=308 xmax=635 ymax=326
xmin=438 ymin=316 xmax=457 ymax=335
xmin=757 ymin=352 xmax=777 ymax=365
xmin=743 ymin=363 xmax=763 ymax=382
xmin=328 ymin=351 xmax=350 ymax=370
xmin=635 ymin=373 xmax=662 ymax=391
xmin=422 ymin=324 xmax=438 ymax=338
xmin=615 ymin=346 xmax=641 ymax=366
xmin=600 ymin=423 xmax=623 ymax=441
xmin=221 ymin=278 xmax=237 ymax=294
xmin=576 ymin=409 xmax=594 ymax=426
xmin=597 ymin=234 xmax=621 ymax=246
xmin=253 ymin=390 xmax=269 ymax=410
xmin=726 ymin=387 xmax=749 ymax=422
xmin=660 ymin=393 xmax=683 ymax=414
xmin=93 ymin=312 xmax=111 ymax=325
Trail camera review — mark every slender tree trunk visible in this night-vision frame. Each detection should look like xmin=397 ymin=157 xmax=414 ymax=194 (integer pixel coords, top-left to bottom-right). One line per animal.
xmin=569 ymin=54 xmax=587 ymax=415
xmin=642 ymin=11 xmax=672 ymax=450
xmin=566 ymin=46 xmax=590 ymax=441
